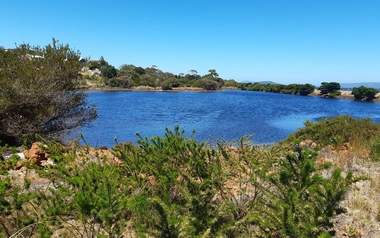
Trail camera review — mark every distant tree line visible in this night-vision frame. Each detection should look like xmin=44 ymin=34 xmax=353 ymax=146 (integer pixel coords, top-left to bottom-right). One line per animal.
xmin=238 ymin=82 xmax=316 ymax=96
xmin=83 ymin=57 xmax=240 ymax=91
xmin=84 ymin=57 xmax=379 ymax=100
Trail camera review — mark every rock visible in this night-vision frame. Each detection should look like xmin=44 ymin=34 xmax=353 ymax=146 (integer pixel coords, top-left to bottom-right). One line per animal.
xmin=300 ymin=140 xmax=317 ymax=149
xmin=15 ymin=160 xmax=24 ymax=170
xmin=23 ymin=142 xmax=48 ymax=166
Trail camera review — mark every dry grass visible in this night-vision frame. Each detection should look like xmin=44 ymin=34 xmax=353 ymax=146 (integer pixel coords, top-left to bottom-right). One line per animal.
xmin=316 ymin=143 xmax=380 ymax=237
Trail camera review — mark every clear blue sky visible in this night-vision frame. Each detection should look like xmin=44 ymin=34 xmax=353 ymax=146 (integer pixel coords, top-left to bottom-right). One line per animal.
xmin=1 ymin=0 xmax=379 ymax=85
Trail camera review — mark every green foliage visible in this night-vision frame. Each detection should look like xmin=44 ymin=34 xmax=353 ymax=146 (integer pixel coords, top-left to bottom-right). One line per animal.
xmin=161 ymin=78 xmax=180 ymax=90
xmin=319 ymin=82 xmax=341 ymax=95
xmin=369 ymin=135 xmax=380 ymax=161
xmin=0 ymin=170 xmax=52 ymax=237
xmin=36 ymin=150 xmax=131 ymax=236
xmin=352 ymin=86 xmax=379 ymax=101
xmin=107 ymin=77 xmax=134 ymax=88
xmin=244 ymin=83 xmax=316 ymax=95
xmin=299 ymin=83 xmax=316 ymax=95
xmin=285 ymin=116 xmax=380 ymax=146
xmin=119 ymin=126 xmax=228 ymax=237
xmin=0 ymin=145 xmax=21 ymax=174
xmin=247 ymin=144 xmax=351 ymax=237
xmin=0 ymin=126 xmax=362 ymax=237
xmin=328 ymin=90 xmax=341 ymax=98
xmin=199 ymin=79 xmax=221 ymax=90
xmin=100 ymin=65 xmax=117 ymax=78
xmin=0 ymin=39 xmax=97 ymax=145
xmin=134 ymin=66 xmax=145 ymax=75
xmin=223 ymin=79 xmax=239 ymax=88
xmin=88 ymin=60 xmax=101 ymax=70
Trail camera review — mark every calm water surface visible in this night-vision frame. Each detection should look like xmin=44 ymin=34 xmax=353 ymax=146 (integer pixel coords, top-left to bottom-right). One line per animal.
xmin=80 ymin=90 xmax=380 ymax=147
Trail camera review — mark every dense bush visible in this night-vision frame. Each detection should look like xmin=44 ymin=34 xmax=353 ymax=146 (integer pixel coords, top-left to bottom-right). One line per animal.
xmin=0 ymin=125 xmax=361 ymax=237
xmin=299 ymin=83 xmax=316 ymax=95
xmin=107 ymin=77 xmax=134 ymax=88
xmin=319 ymin=82 xmax=341 ymax=95
xmin=161 ymin=78 xmax=180 ymax=90
xmin=199 ymin=79 xmax=221 ymax=90
xmin=242 ymin=82 xmax=315 ymax=95
xmin=0 ymin=39 xmax=97 ymax=145
xmin=249 ymin=144 xmax=351 ymax=237
xmin=285 ymin=115 xmax=380 ymax=146
xmin=352 ymin=86 xmax=379 ymax=101
xmin=100 ymin=65 xmax=117 ymax=78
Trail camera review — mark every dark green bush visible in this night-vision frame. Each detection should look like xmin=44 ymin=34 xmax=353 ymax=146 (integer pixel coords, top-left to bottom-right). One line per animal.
xmin=319 ymin=82 xmax=341 ymax=95
xmin=199 ymin=79 xmax=221 ymax=90
xmin=352 ymin=86 xmax=379 ymax=101
xmin=107 ymin=77 xmax=134 ymax=88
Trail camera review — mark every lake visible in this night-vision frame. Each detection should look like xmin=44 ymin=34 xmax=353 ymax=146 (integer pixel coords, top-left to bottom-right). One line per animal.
xmin=79 ymin=90 xmax=380 ymax=148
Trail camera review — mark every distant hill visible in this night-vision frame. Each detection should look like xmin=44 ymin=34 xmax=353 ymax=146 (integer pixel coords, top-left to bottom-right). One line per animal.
xmin=340 ymin=82 xmax=380 ymax=90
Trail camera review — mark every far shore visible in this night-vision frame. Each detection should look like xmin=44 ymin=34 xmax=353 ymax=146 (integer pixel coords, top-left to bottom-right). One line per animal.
xmin=81 ymin=86 xmax=238 ymax=92
xmin=311 ymin=89 xmax=380 ymax=102
xmin=80 ymin=86 xmax=380 ymax=102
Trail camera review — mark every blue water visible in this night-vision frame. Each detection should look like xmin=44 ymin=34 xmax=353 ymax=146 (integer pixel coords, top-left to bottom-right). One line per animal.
xmin=79 ymin=90 xmax=380 ymax=147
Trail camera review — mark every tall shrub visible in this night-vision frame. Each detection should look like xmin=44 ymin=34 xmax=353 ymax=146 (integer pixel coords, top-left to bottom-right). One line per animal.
xmin=0 ymin=39 xmax=97 ymax=145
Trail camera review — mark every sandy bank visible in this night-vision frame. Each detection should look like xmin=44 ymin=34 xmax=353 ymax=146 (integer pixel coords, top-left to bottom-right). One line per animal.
xmin=311 ymin=89 xmax=380 ymax=102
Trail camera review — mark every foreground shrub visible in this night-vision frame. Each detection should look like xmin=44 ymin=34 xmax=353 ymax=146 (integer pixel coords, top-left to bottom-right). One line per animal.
xmin=246 ymin=143 xmax=352 ymax=237
xmin=0 ymin=39 xmax=97 ymax=146
xmin=0 ymin=126 xmax=362 ymax=237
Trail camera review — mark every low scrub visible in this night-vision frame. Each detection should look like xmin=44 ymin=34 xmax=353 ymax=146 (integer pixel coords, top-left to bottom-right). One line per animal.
xmin=284 ymin=115 xmax=380 ymax=148
xmin=0 ymin=125 xmax=364 ymax=237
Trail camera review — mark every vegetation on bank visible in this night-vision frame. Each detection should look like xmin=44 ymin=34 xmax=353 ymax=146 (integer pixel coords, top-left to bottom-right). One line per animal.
xmin=82 ymin=57 xmax=379 ymax=101
xmin=0 ymin=39 xmax=97 ymax=146
xmin=83 ymin=57 xmax=228 ymax=91
xmin=2 ymin=116 xmax=380 ymax=237
xmin=351 ymin=86 xmax=379 ymax=101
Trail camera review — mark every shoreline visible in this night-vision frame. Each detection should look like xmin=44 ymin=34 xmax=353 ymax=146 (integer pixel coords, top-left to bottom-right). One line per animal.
xmin=80 ymin=86 xmax=380 ymax=102
xmin=312 ymin=89 xmax=380 ymax=102
xmin=81 ymin=86 xmax=238 ymax=92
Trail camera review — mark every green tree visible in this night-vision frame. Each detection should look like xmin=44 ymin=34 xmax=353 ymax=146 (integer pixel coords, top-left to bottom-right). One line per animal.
xmin=199 ymin=79 xmax=221 ymax=90
xmin=299 ymin=83 xmax=316 ymax=95
xmin=223 ymin=79 xmax=239 ymax=87
xmin=133 ymin=66 xmax=145 ymax=75
xmin=208 ymin=69 xmax=219 ymax=78
xmin=161 ymin=78 xmax=180 ymax=90
xmin=352 ymin=86 xmax=378 ymax=101
xmin=281 ymin=84 xmax=299 ymax=94
xmin=0 ymin=39 xmax=97 ymax=145
xmin=99 ymin=56 xmax=108 ymax=67
xmin=319 ymin=82 xmax=340 ymax=95
xmin=101 ymin=65 xmax=117 ymax=78
xmin=88 ymin=60 xmax=101 ymax=70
